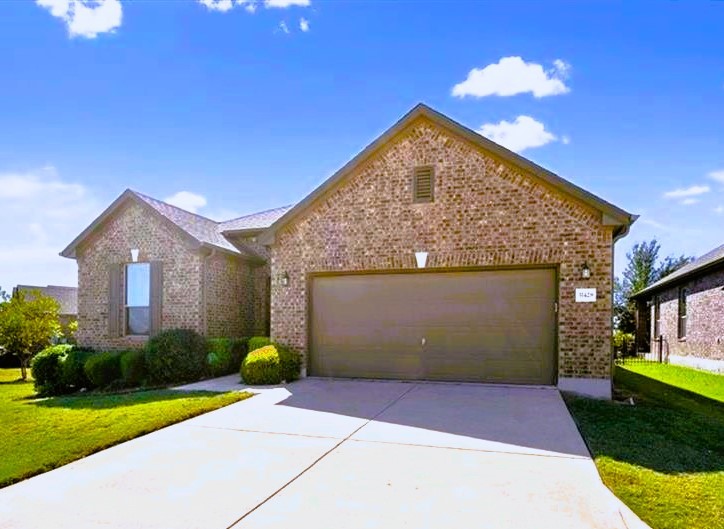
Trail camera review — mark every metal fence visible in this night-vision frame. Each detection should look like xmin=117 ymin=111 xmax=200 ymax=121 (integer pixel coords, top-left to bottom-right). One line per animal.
xmin=614 ymin=335 xmax=669 ymax=365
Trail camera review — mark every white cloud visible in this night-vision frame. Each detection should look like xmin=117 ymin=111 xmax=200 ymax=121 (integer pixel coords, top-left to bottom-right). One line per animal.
xmin=714 ymin=206 xmax=724 ymax=215
xmin=0 ymin=167 xmax=104 ymax=289
xmin=452 ymin=56 xmax=570 ymax=98
xmin=299 ymin=17 xmax=309 ymax=31
xmin=478 ymin=116 xmax=559 ymax=153
xmin=198 ymin=0 xmax=309 ymax=12
xmin=278 ymin=21 xmax=290 ymax=33
xmin=708 ymin=169 xmax=724 ymax=183
xmin=198 ymin=0 xmax=234 ymax=11
xmin=681 ymin=198 xmax=699 ymax=206
xmin=663 ymin=185 xmax=710 ymax=199
xmin=265 ymin=0 xmax=310 ymax=7
xmin=36 ymin=0 xmax=122 ymax=39
xmin=164 ymin=191 xmax=208 ymax=213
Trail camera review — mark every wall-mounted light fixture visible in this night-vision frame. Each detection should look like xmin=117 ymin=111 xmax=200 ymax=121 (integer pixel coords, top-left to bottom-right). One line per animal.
xmin=130 ymin=249 xmax=140 ymax=263
xmin=279 ymin=271 xmax=289 ymax=287
xmin=415 ymin=251 xmax=428 ymax=269
xmin=581 ymin=262 xmax=591 ymax=280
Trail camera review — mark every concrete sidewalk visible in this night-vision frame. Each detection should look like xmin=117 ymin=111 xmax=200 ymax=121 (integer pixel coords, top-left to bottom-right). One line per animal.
xmin=0 ymin=378 xmax=649 ymax=529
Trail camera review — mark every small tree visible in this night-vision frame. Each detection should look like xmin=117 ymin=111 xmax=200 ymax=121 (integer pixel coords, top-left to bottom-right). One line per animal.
xmin=614 ymin=239 xmax=692 ymax=334
xmin=0 ymin=290 xmax=61 ymax=380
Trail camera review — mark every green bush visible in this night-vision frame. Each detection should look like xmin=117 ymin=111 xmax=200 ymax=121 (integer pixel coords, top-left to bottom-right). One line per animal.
xmin=120 ymin=350 xmax=146 ymax=387
xmin=231 ymin=337 xmax=249 ymax=367
xmin=278 ymin=345 xmax=301 ymax=383
xmin=145 ymin=329 xmax=207 ymax=384
xmin=240 ymin=343 xmax=301 ymax=385
xmin=241 ymin=345 xmax=281 ymax=385
xmin=31 ymin=344 xmax=73 ymax=396
xmin=206 ymin=337 xmax=252 ymax=376
xmin=247 ymin=336 xmax=272 ymax=353
xmin=613 ymin=330 xmax=636 ymax=357
xmin=84 ymin=352 xmax=122 ymax=388
xmin=60 ymin=347 xmax=95 ymax=391
xmin=206 ymin=338 xmax=233 ymax=377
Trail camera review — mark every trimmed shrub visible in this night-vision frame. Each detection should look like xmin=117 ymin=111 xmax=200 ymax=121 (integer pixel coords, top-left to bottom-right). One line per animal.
xmin=230 ymin=337 xmax=249 ymax=368
xmin=145 ymin=329 xmax=207 ymax=384
xmin=120 ymin=350 xmax=146 ymax=387
xmin=60 ymin=346 xmax=95 ymax=391
xmin=84 ymin=352 xmax=122 ymax=388
xmin=247 ymin=336 xmax=272 ymax=354
xmin=278 ymin=345 xmax=301 ymax=383
xmin=32 ymin=344 xmax=73 ymax=396
xmin=206 ymin=338 xmax=232 ymax=377
xmin=241 ymin=345 xmax=281 ymax=385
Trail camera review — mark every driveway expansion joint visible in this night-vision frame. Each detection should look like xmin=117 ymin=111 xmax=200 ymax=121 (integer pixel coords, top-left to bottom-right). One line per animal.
xmin=225 ymin=383 xmax=418 ymax=529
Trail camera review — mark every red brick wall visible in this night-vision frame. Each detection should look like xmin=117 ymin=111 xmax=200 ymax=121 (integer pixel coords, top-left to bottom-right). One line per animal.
xmin=651 ymin=269 xmax=724 ymax=360
xmin=270 ymin=116 xmax=615 ymax=380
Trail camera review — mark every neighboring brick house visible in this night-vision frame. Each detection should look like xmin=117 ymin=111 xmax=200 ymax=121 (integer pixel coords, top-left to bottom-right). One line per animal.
xmin=13 ymin=284 xmax=78 ymax=329
xmin=60 ymin=190 xmax=289 ymax=350
xmin=631 ymin=243 xmax=724 ymax=373
xmin=260 ymin=104 xmax=636 ymax=398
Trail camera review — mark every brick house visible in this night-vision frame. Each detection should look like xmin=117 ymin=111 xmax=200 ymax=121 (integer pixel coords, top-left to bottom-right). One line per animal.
xmin=260 ymin=104 xmax=636 ymax=398
xmin=631 ymin=243 xmax=724 ymax=373
xmin=60 ymin=190 xmax=289 ymax=350
xmin=62 ymin=104 xmax=636 ymax=398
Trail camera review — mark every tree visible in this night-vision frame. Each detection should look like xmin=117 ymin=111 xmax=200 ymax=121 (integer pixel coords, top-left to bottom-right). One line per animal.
xmin=0 ymin=290 xmax=61 ymax=380
xmin=614 ymin=239 xmax=693 ymax=334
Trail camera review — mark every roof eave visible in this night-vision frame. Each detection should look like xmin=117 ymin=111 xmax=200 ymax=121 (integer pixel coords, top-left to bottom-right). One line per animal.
xmin=631 ymin=257 xmax=724 ymax=300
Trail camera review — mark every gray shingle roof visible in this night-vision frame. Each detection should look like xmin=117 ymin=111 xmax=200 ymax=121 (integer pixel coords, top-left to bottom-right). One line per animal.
xmin=131 ymin=191 xmax=241 ymax=253
xmin=218 ymin=206 xmax=293 ymax=232
xmin=61 ymin=189 xmax=290 ymax=259
xmin=632 ymin=243 xmax=724 ymax=298
xmin=15 ymin=285 xmax=78 ymax=315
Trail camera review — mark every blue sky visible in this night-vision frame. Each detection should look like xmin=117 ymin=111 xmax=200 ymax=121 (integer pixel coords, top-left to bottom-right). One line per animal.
xmin=0 ymin=0 xmax=722 ymax=289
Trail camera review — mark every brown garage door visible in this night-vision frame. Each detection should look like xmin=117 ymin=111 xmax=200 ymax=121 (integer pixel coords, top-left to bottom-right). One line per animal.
xmin=310 ymin=268 xmax=557 ymax=384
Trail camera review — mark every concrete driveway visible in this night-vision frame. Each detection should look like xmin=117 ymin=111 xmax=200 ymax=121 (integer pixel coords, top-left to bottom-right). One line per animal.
xmin=0 ymin=378 xmax=647 ymax=529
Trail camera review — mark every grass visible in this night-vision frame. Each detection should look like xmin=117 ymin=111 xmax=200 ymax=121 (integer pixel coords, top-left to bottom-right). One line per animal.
xmin=564 ymin=365 xmax=724 ymax=529
xmin=618 ymin=361 xmax=724 ymax=402
xmin=0 ymin=368 xmax=251 ymax=488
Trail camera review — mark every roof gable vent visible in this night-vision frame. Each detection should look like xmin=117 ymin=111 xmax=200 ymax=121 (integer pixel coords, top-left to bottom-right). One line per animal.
xmin=413 ymin=166 xmax=434 ymax=203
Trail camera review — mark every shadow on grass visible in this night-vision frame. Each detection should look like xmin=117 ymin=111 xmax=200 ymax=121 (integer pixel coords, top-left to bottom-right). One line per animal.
xmin=0 ymin=379 xmax=31 ymax=385
xmin=31 ymin=389 xmax=225 ymax=410
xmin=563 ymin=367 xmax=724 ymax=475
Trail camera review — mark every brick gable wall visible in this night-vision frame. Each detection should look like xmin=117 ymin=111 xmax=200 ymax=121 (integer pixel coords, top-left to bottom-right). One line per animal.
xmin=75 ymin=201 xmax=264 ymax=350
xmin=270 ymin=117 xmax=615 ymax=380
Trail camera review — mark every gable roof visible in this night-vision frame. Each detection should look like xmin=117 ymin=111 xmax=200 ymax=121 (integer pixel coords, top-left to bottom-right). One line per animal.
xmin=219 ymin=205 xmax=293 ymax=233
xmin=631 ymin=243 xmax=724 ymax=299
xmin=60 ymin=190 xmax=285 ymax=259
xmin=259 ymin=103 xmax=637 ymax=245
xmin=14 ymin=285 xmax=78 ymax=315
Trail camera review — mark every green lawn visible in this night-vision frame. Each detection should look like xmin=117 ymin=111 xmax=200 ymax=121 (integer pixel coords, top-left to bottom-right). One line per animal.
xmin=0 ymin=368 xmax=250 ymax=488
xmin=618 ymin=361 xmax=724 ymax=402
xmin=564 ymin=365 xmax=724 ymax=529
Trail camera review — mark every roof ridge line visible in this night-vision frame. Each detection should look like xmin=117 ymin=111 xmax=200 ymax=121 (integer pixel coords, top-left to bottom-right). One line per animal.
xmin=220 ymin=204 xmax=294 ymax=224
xmin=129 ymin=189 xmax=221 ymax=225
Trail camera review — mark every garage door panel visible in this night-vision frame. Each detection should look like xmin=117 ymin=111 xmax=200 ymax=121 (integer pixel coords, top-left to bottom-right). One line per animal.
xmin=310 ymin=269 xmax=556 ymax=384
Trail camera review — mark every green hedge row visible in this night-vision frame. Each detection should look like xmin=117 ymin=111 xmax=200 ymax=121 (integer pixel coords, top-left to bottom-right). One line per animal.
xmin=30 ymin=330 xmax=281 ymax=396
